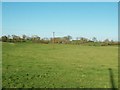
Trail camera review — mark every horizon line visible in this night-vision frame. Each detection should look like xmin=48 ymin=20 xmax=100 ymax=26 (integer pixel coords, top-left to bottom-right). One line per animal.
xmin=1 ymin=34 xmax=118 ymax=41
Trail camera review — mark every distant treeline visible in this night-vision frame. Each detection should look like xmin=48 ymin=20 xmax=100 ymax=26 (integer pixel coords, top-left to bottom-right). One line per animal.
xmin=0 ymin=35 xmax=119 ymax=46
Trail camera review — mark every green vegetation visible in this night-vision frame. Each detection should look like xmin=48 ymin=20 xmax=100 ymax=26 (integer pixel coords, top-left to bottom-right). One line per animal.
xmin=1 ymin=35 xmax=119 ymax=46
xmin=2 ymin=42 xmax=118 ymax=88
xmin=0 ymin=42 xmax=2 ymax=89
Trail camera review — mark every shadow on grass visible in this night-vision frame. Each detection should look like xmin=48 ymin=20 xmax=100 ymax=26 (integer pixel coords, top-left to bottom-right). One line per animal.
xmin=108 ymin=68 xmax=117 ymax=90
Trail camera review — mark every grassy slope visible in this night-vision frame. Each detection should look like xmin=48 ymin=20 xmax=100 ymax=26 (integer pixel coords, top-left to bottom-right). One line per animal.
xmin=2 ymin=42 xmax=118 ymax=88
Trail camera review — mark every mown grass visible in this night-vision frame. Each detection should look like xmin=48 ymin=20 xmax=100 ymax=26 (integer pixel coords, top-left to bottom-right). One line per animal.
xmin=2 ymin=42 xmax=118 ymax=88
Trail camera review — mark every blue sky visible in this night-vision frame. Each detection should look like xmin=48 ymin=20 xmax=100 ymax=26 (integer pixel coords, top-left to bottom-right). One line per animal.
xmin=0 ymin=2 xmax=2 ymax=36
xmin=2 ymin=2 xmax=118 ymax=41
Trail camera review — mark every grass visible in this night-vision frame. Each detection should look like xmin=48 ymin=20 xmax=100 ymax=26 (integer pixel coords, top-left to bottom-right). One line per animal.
xmin=0 ymin=42 xmax=2 ymax=89
xmin=2 ymin=42 xmax=118 ymax=88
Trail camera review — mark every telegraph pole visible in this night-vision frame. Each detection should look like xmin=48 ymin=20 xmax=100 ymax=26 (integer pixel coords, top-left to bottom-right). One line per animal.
xmin=53 ymin=32 xmax=55 ymax=44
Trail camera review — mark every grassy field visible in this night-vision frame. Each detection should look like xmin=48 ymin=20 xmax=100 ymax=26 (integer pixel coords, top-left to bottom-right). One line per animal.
xmin=0 ymin=42 xmax=2 ymax=89
xmin=2 ymin=42 xmax=118 ymax=88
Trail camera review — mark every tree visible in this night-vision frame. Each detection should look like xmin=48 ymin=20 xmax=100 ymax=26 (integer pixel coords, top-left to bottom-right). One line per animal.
xmin=22 ymin=34 xmax=27 ymax=40
xmin=63 ymin=35 xmax=72 ymax=44
xmin=80 ymin=37 xmax=88 ymax=43
xmin=7 ymin=35 xmax=11 ymax=42
xmin=104 ymin=39 xmax=110 ymax=43
xmin=67 ymin=35 xmax=72 ymax=41
xmin=92 ymin=37 xmax=97 ymax=42
xmin=32 ymin=35 xmax=40 ymax=43
xmin=0 ymin=37 xmax=1 ymax=41
xmin=12 ymin=35 xmax=21 ymax=42
xmin=43 ymin=37 xmax=49 ymax=40
xmin=40 ymin=37 xmax=50 ymax=44
xmin=76 ymin=37 xmax=81 ymax=40
xmin=63 ymin=36 xmax=69 ymax=44
xmin=26 ymin=36 xmax=32 ymax=41
xmin=2 ymin=36 xmax=8 ymax=42
xmin=102 ymin=39 xmax=110 ymax=46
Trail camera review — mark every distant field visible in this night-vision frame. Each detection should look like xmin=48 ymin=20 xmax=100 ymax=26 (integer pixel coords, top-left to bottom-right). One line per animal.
xmin=2 ymin=42 xmax=118 ymax=88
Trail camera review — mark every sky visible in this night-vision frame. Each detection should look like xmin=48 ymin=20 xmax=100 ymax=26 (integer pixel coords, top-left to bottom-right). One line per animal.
xmin=0 ymin=2 xmax=2 ymax=36
xmin=1 ymin=0 xmax=119 ymax=2
xmin=2 ymin=2 xmax=118 ymax=41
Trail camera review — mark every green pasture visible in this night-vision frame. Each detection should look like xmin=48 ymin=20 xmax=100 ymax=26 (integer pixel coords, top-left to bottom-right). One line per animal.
xmin=2 ymin=42 xmax=118 ymax=88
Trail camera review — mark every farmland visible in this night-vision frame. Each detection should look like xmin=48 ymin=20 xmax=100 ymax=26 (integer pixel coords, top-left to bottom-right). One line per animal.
xmin=2 ymin=42 xmax=118 ymax=88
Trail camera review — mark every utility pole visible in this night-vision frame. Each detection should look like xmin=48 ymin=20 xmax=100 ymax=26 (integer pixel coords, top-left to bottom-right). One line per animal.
xmin=53 ymin=32 xmax=55 ymax=44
